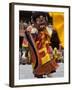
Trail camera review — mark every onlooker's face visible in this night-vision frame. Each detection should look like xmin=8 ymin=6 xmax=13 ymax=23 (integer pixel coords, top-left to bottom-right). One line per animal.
xmin=48 ymin=24 xmax=53 ymax=30
xmin=34 ymin=15 xmax=47 ymax=30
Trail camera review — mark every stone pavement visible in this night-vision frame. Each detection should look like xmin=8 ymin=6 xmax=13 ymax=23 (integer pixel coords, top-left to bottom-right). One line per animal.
xmin=19 ymin=63 xmax=64 ymax=79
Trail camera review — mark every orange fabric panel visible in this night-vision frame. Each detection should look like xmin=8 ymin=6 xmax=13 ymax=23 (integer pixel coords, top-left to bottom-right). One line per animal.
xmin=49 ymin=12 xmax=64 ymax=47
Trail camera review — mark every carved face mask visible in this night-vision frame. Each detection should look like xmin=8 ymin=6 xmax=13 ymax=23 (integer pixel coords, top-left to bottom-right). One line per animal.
xmin=35 ymin=15 xmax=47 ymax=30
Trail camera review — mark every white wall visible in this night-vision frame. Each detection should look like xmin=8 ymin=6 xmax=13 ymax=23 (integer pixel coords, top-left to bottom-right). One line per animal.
xmin=0 ymin=0 xmax=72 ymax=89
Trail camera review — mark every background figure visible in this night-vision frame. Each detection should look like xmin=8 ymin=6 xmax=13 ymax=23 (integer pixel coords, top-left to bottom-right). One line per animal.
xmin=19 ymin=20 xmax=24 ymax=50
xmin=19 ymin=20 xmax=28 ymax=64
xmin=46 ymin=15 xmax=60 ymax=49
xmin=46 ymin=15 xmax=64 ymax=63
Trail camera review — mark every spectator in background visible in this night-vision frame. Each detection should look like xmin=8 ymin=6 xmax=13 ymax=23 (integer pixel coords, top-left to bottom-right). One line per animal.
xmin=19 ymin=20 xmax=24 ymax=50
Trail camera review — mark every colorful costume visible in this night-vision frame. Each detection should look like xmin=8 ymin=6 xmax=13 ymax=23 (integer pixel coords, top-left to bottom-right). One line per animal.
xmin=25 ymin=27 xmax=59 ymax=77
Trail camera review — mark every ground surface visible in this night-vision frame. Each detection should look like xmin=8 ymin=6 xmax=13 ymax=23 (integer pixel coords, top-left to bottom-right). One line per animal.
xmin=19 ymin=63 xmax=64 ymax=79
